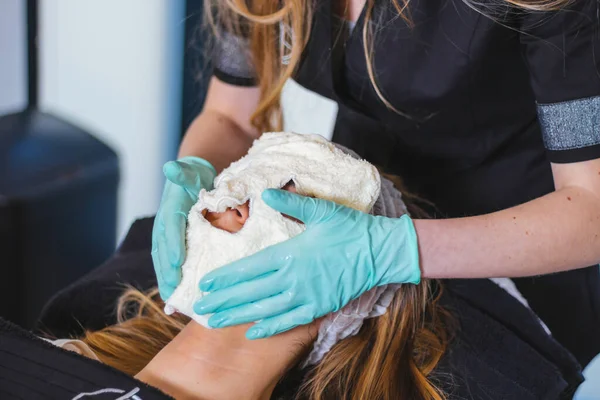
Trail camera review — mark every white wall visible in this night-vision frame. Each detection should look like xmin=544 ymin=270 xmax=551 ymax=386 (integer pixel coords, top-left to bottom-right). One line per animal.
xmin=39 ymin=0 xmax=185 ymax=241
xmin=281 ymin=79 xmax=338 ymax=139
xmin=0 ymin=0 xmax=27 ymax=115
xmin=281 ymin=79 xmax=337 ymax=140
xmin=35 ymin=0 xmax=332 ymax=243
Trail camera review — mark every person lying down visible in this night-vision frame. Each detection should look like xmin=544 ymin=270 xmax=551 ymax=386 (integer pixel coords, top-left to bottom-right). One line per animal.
xmin=87 ymin=133 xmax=450 ymax=399
xmin=38 ymin=133 xmax=583 ymax=400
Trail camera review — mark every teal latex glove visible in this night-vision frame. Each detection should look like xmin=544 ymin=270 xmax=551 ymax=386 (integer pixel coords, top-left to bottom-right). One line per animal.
xmin=152 ymin=156 xmax=217 ymax=300
xmin=194 ymin=189 xmax=421 ymax=339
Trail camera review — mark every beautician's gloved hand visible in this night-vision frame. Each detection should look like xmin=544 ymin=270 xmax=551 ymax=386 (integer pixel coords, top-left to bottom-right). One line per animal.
xmin=152 ymin=156 xmax=217 ymax=300
xmin=194 ymin=189 xmax=421 ymax=339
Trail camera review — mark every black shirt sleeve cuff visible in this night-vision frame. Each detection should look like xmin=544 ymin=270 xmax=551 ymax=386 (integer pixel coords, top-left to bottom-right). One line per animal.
xmin=213 ymin=68 xmax=257 ymax=87
xmin=546 ymin=144 xmax=600 ymax=164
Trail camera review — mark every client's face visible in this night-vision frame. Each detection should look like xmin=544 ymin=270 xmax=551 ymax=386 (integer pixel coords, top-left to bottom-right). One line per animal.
xmin=164 ymin=133 xmax=382 ymax=373
xmin=203 ymin=182 xmax=299 ymax=232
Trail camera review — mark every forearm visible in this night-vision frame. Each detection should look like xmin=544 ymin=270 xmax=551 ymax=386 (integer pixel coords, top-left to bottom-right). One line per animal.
xmin=179 ymin=109 xmax=257 ymax=173
xmin=178 ymin=77 xmax=261 ymax=172
xmin=415 ymin=186 xmax=600 ymax=278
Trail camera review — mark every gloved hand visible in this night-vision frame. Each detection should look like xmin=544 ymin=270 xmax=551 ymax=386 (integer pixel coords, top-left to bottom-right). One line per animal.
xmin=152 ymin=156 xmax=217 ymax=300
xmin=193 ymin=189 xmax=421 ymax=339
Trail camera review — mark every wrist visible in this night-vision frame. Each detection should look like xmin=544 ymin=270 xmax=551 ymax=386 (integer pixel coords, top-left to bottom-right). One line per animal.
xmin=374 ymin=214 xmax=421 ymax=285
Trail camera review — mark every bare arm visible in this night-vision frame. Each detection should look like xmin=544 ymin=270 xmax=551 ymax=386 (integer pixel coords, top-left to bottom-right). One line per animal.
xmin=416 ymin=159 xmax=600 ymax=278
xmin=179 ymin=77 xmax=261 ymax=172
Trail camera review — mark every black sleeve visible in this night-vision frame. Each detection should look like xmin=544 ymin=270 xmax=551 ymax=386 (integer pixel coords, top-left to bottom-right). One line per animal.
xmin=212 ymin=27 xmax=257 ymax=87
xmin=519 ymin=1 xmax=600 ymax=163
xmin=0 ymin=318 xmax=172 ymax=400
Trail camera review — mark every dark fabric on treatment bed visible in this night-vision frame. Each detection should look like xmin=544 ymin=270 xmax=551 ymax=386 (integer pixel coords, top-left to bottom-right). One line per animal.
xmin=37 ymin=218 xmax=156 ymax=339
xmin=0 ymin=317 xmax=172 ymax=399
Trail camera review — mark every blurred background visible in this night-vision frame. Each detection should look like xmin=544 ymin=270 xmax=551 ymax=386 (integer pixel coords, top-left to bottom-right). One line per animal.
xmin=0 ymin=0 xmax=597 ymax=397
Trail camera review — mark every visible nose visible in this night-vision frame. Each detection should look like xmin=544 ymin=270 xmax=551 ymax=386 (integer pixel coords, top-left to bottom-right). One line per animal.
xmin=225 ymin=201 xmax=250 ymax=226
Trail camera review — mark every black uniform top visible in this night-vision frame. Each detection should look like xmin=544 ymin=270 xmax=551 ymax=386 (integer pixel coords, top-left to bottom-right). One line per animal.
xmin=214 ymin=0 xmax=600 ymax=217
xmin=212 ymin=0 xmax=600 ymax=367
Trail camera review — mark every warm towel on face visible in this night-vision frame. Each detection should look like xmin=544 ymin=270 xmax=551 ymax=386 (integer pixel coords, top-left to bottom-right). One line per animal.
xmin=164 ymin=133 xmax=381 ymax=327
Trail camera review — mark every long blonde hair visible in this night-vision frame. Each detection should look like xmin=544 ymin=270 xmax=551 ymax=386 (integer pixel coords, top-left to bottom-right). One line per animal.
xmin=81 ymin=282 xmax=450 ymax=400
xmin=206 ymin=0 xmax=572 ymax=132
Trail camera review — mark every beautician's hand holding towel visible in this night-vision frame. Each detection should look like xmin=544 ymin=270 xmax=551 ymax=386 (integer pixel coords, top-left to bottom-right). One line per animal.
xmin=152 ymin=157 xmax=216 ymax=300
xmin=194 ymin=189 xmax=421 ymax=339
